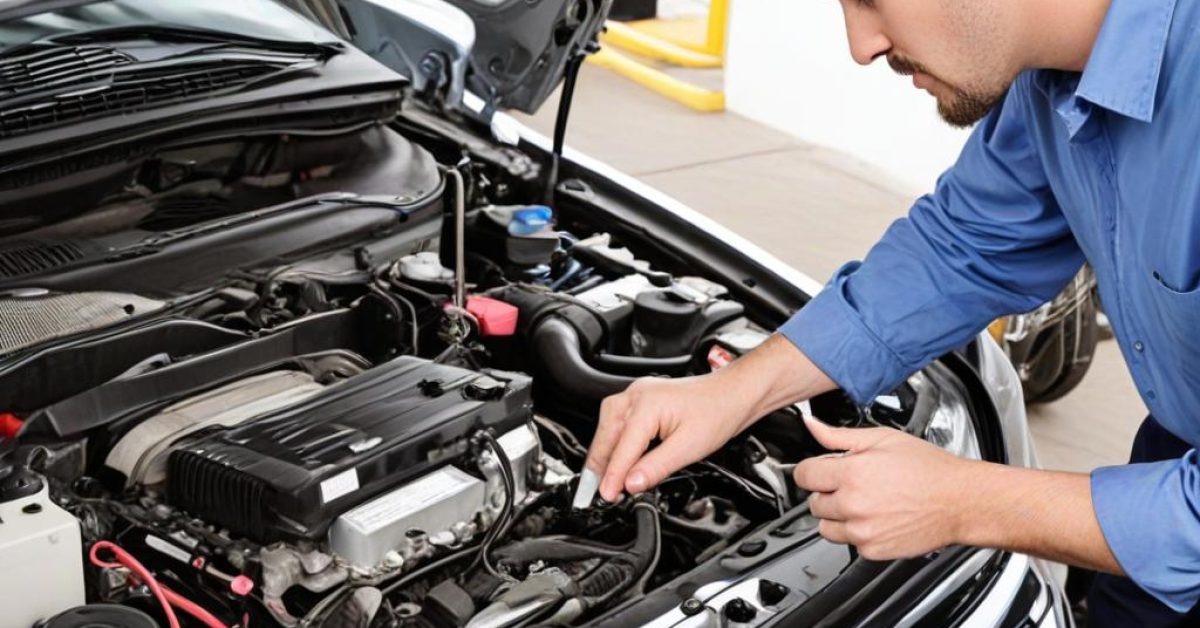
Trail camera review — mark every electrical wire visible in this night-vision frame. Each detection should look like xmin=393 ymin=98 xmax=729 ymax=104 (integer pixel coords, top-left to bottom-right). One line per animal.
xmin=160 ymin=584 xmax=230 ymax=628
xmin=379 ymin=547 xmax=476 ymax=597
xmin=89 ymin=541 xmax=231 ymax=628
xmin=697 ymin=461 xmax=780 ymax=508
xmin=89 ymin=541 xmax=183 ymax=628
xmin=298 ymin=584 xmax=352 ymax=627
xmin=378 ymin=430 xmax=519 ymax=599
xmin=368 ymin=281 xmax=419 ymax=354
xmin=465 ymin=430 xmax=518 ymax=581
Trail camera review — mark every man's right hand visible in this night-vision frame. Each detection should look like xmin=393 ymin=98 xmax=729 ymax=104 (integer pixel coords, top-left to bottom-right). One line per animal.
xmin=584 ymin=334 xmax=838 ymax=503
xmin=587 ymin=374 xmax=755 ymax=502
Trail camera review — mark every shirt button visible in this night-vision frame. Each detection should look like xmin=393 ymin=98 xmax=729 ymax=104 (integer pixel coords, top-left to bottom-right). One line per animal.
xmin=1146 ymin=390 xmax=1157 ymax=401
xmin=1134 ymin=341 xmax=1145 ymax=352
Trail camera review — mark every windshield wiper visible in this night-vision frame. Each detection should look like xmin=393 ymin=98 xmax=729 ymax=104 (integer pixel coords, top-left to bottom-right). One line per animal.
xmin=33 ymin=23 xmax=343 ymax=58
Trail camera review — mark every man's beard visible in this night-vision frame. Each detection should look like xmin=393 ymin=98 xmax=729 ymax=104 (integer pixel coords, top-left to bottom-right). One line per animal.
xmin=888 ymin=55 xmax=1006 ymax=128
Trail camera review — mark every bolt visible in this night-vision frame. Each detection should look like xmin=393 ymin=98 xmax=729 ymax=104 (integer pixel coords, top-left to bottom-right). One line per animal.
xmin=679 ymin=598 xmax=704 ymax=616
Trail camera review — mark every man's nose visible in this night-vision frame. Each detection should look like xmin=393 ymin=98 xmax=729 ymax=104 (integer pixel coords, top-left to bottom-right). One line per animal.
xmin=843 ymin=8 xmax=891 ymax=66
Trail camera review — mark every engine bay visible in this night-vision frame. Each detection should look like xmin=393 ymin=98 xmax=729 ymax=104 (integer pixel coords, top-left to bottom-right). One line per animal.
xmin=0 ymin=116 xmax=971 ymax=628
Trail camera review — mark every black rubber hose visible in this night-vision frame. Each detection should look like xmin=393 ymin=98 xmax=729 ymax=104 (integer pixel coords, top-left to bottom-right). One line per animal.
xmin=493 ymin=536 xmax=629 ymax=564
xmin=591 ymin=352 xmax=693 ymax=376
xmin=579 ymin=501 xmax=661 ymax=610
xmin=532 ymin=317 xmax=636 ymax=399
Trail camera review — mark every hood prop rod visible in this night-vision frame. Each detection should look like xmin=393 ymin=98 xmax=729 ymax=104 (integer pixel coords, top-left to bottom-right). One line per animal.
xmin=545 ymin=49 xmax=588 ymax=206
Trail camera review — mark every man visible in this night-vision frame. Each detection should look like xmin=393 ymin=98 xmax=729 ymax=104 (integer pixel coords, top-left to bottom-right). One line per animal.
xmin=581 ymin=0 xmax=1200 ymax=625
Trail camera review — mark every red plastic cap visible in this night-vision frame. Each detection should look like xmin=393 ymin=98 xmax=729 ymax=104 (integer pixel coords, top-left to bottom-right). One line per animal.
xmin=0 ymin=413 xmax=23 ymax=440
xmin=231 ymin=575 xmax=255 ymax=596
xmin=466 ymin=297 xmax=519 ymax=337
xmin=707 ymin=345 xmax=734 ymax=371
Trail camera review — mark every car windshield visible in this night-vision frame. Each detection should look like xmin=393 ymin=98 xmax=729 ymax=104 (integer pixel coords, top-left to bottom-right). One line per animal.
xmin=0 ymin=0 xmax=333 ymax=50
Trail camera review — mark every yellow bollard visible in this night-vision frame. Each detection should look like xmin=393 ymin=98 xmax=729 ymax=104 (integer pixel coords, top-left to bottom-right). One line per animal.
xmin=590 ymin=0 xmax=729 ymax=111
xmin=601 ymin=21 xmax=722 ymax=68
xmin=586 ymin=47 xmax=725 ymax=112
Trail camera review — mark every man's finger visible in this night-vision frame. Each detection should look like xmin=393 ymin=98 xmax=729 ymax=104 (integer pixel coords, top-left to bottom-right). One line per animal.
xmin=807 ymin=491 xmax=845 ymax=521
xmin=625 ymin=433 xmax=699 ymax=495
xmin=804 ymin=416 xmax=889 ymax=453
xmin=819 ymin=519 xmax=848 ymax=544
xmin=793 ymin=456 xmax=846 ymax=492
xmin=599 ymin=413 xmax=656 ymax=502
xmin=585 ymin=393 xmax=631 ymax=475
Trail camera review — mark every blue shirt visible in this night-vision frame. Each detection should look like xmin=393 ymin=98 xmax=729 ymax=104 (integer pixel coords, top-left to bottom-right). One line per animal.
xmin=779 ymin=0 xmax=1200 ymax=612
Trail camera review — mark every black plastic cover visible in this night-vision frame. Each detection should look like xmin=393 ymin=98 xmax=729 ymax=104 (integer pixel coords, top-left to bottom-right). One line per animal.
xmin=167 ymin=356 xmax=531 ymax=542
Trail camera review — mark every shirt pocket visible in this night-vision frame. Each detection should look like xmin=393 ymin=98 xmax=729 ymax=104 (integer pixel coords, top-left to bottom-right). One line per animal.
xmin=1146 ymin=272 xmax=1200 ymax=370
xmin=1152 ymin=270 xmax=1199 ymax=295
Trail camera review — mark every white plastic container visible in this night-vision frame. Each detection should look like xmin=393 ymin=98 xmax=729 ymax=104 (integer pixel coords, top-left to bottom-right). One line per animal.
xmin=0 ymin=481 xmax=85 ymax=626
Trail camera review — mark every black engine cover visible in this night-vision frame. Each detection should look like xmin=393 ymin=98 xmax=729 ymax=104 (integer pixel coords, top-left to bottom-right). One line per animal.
xmin=167 ymin=356 xmax=531 ymax=542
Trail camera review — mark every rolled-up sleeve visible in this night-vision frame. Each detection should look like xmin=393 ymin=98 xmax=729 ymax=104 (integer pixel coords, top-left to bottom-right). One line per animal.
xmin=778 ymin=72 xmax=1085 ymax=404
xmin=1092 ymin=451 xmax=1200 ymax=612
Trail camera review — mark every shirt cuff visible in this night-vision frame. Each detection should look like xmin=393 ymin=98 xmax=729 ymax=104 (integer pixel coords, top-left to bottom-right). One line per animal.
xmin=1091 ymin=452 xmax=1200 ymax=613
xmin=776 ymin=262 xmax=912 ymax=406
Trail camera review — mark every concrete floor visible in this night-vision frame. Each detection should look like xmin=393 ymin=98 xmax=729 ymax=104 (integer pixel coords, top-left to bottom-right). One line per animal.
xmin=517 ymin=64 xmax=1147 ymax=474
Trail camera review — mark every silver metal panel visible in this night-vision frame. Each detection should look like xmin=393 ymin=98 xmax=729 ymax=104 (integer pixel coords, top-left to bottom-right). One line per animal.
xmin=497 ymin=423 xmax=540 ymax=502
xmin=0 ymin=291 xmax=163 ymax=354
xmin=329 ymin=466 xmax=485 ymax=569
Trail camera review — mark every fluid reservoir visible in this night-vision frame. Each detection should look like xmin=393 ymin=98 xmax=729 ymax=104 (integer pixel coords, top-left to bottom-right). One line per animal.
xmin=0 ymin=467 xmax=85 ymax=626
xmin=631 ymin=287 xmax=747 ymax=358
xmin=631 ymin=290 xmax=703 ymax=357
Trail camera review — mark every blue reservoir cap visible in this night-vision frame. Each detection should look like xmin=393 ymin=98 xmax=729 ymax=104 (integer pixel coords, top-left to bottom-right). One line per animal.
xmin=508 ymin=205 xmax=554 ymax=236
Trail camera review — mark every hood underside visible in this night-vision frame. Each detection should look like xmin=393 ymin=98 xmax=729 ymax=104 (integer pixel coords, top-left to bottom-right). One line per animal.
xmin=284 ymin=0 xmax=611 ymax=114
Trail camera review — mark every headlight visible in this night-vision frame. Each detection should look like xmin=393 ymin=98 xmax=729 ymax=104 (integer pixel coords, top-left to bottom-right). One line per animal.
xmin=909 ymin=370 xmax=982 ymax=460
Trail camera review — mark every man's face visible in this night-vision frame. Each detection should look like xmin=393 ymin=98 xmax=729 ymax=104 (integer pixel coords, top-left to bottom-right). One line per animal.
xmin=838 ymin=0 xmax=1022 ymax=127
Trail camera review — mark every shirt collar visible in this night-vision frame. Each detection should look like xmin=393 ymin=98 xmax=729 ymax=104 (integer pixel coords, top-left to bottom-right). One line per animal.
xmin=1073 ymin=0 xmax=1178 ymax=123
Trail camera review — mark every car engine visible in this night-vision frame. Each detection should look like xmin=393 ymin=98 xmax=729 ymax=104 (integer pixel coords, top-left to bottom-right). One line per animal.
xmin=0 ymin=117 xmax=946 ymax=628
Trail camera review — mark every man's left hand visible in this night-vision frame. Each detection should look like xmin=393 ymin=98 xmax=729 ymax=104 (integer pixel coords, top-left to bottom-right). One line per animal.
xmin=794 ymin=416 xmax=977 ymax=560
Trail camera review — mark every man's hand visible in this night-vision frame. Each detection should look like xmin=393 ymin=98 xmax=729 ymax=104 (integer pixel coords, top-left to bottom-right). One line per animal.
xmin=795 ymin=417 xmax=972 ymax=560
xmin=796 ymin=416 xmax=1124 ymax=574
xmin=585 ymin=335 xmax=837 ymax=503
xmin=589 ymin=375 xmax=755 ymax=502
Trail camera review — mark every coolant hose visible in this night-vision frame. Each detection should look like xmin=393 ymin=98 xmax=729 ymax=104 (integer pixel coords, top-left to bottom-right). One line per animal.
xmin=532 ymin=317 xmax=636 ymax=399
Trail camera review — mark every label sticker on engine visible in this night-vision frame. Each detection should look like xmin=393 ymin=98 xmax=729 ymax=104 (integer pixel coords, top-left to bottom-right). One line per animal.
xmin=343 ymin=466 xmax=480 ymax=532
xmin=320 ymin=468 xmax=360 ymax=504
xmin=145 ymin=534 xmax=191 ymax=564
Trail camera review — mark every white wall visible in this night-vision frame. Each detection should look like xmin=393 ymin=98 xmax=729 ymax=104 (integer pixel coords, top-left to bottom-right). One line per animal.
xmin=724 ymin=0 xmax=972 ymax=194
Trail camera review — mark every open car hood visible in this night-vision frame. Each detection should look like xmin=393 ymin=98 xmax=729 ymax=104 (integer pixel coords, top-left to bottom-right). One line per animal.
xmin=284 ymin=0 xmax=610 ymax=115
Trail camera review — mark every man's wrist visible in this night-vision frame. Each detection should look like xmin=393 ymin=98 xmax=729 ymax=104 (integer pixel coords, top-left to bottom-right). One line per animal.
xmin=948 ymin=460 xmax=1008 ymax=548
xmin=731 ymin=334 xmax=837 ymax=421
xmin=710 ymin=351 xmax=784 ymax=430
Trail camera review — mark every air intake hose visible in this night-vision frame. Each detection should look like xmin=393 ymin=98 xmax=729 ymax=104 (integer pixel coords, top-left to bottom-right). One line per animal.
xmin=532 ymin=317 xmax=635 ymax=399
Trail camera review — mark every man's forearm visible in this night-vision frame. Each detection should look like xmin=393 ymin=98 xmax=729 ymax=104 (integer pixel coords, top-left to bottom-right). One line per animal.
xmin=719 ymin=334 xmax=838 ymax=425
xmin=956 ymin=462 xmax=1123 ymax=574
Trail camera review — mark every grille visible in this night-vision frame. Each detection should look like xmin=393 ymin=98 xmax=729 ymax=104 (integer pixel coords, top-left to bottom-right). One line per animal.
xmin=138 ymin=196 xmax=238 ymax=231
xmin=0 ymin=240 xmax=85 ymax=278
xmin=0 ymin=291 xmax=165 ymax=355
xmin=168 ymin=449 xmax=269 ymax=540
xmin=0 ymin=46 xmax=308 ymax=139
xmin=0 ymin=45 xmax=134 ymax=95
